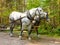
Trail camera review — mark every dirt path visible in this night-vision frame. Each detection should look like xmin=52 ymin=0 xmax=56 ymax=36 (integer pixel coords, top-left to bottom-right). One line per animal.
xmin=0 ymin=32 xmax=60 ymax=45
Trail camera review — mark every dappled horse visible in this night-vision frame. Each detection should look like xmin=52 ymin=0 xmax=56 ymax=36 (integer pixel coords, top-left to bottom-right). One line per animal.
xmin=28 ymin=12 xmax=50 ymax=39
xmin=9 ymin=7 xmax=43 ymax=40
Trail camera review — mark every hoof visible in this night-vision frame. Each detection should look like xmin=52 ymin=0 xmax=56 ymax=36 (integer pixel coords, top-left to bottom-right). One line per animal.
xmin=9 ymin=33 xmax=13 ymax=37
xmin=28 ymin=37 xmax=31 ymax=40
xmin=19 ymin=36 xmax=22 ymax=40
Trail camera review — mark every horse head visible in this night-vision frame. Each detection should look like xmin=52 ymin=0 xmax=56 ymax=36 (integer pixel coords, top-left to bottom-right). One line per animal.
xmin=40 ymin=12 xmax=50 ymax=22
xmin=35 ymin=7 xmax=43 ymax=16
xmin=26 ymin=7 xmax=43 ymax=22
xmin=32 ymin=12 xmax=50 ymax=24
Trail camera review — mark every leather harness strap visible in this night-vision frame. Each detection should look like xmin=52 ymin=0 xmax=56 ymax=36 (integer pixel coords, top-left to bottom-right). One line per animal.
xmin=27 ymin=11 xmax=34 ymax=22
xmin=20 ymin=8 xmax=41 ymax=27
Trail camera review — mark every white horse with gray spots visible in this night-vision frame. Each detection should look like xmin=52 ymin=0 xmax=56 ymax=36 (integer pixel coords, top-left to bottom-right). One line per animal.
xmin=9 ymin=7 xmax=47 ymax=40
xmin=29 ymin=12 xmax=50 ymax=40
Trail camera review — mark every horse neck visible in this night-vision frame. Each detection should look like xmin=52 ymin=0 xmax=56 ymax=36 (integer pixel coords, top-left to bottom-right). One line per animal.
xmin=29 ymin=8 xmax=37 ymax=17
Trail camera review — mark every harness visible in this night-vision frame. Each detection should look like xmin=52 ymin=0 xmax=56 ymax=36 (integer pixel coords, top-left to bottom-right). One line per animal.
xmin=20 ymin=8 xmax=42 ymax=27
xmin=27 ymin=11 xmax=34 ymax=22
xmin=33 ymin=8 xmax=41 ymax=26
xmin=34 ymin=8 xmax=41 ymax=21
xmin=36 ymin=8 xmax=41 ymax=18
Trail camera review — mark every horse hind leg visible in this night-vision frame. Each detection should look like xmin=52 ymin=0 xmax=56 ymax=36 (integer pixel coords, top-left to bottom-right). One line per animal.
xmin=9 ymin=21 xmax=15 ymax=37
xmin=19 ymin=25 xmax=24 ymax=40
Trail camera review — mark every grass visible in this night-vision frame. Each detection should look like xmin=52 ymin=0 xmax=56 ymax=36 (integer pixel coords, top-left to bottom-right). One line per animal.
xmin=0 ymin=27 xmax=60 ymax=39
xmin=38 ymin=27 xmax=60 ymax=39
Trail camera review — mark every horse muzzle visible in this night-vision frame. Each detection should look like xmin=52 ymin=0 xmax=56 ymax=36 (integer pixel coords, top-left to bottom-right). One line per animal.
xmin=46 ymin=18 xmax=50 ymax=23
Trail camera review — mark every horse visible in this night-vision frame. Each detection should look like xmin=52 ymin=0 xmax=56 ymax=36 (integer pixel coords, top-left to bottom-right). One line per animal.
xmin=9 ymin=7 xmax=43 ymax=40
xmin=28 ymin=12 xmax=50 ymax=40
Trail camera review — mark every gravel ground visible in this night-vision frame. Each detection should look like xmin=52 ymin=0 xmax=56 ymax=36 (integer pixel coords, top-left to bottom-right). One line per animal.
xmin=0 ymin=32 xmax=60 ymax=45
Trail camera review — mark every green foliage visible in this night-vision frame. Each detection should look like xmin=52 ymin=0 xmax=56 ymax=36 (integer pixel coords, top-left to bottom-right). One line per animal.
xmin=0 ymin=0 xmax=60 ymax=37
xmin=0 ymin=0 xmax=25 ymax=16
xmin=27 ymin=0 xmax=41 ymax=9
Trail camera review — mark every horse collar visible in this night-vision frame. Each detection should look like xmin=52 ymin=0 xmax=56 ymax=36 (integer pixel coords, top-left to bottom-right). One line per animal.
xmin=27 ymin=11 xmax=34 ymax=22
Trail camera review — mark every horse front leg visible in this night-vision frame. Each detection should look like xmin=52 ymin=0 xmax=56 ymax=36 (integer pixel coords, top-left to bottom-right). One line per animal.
xmin=19 ymin=29 xmax=23 ymax=39
xmin=28 ymin=25 xmax=32 ymax=40
xmin=28 ymin=30 xmax=32 ymax=40
xmin=36 ymin=27 xmax=39 ymax=38
xmin=10 ymin=21 xmax=15 ymax=37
